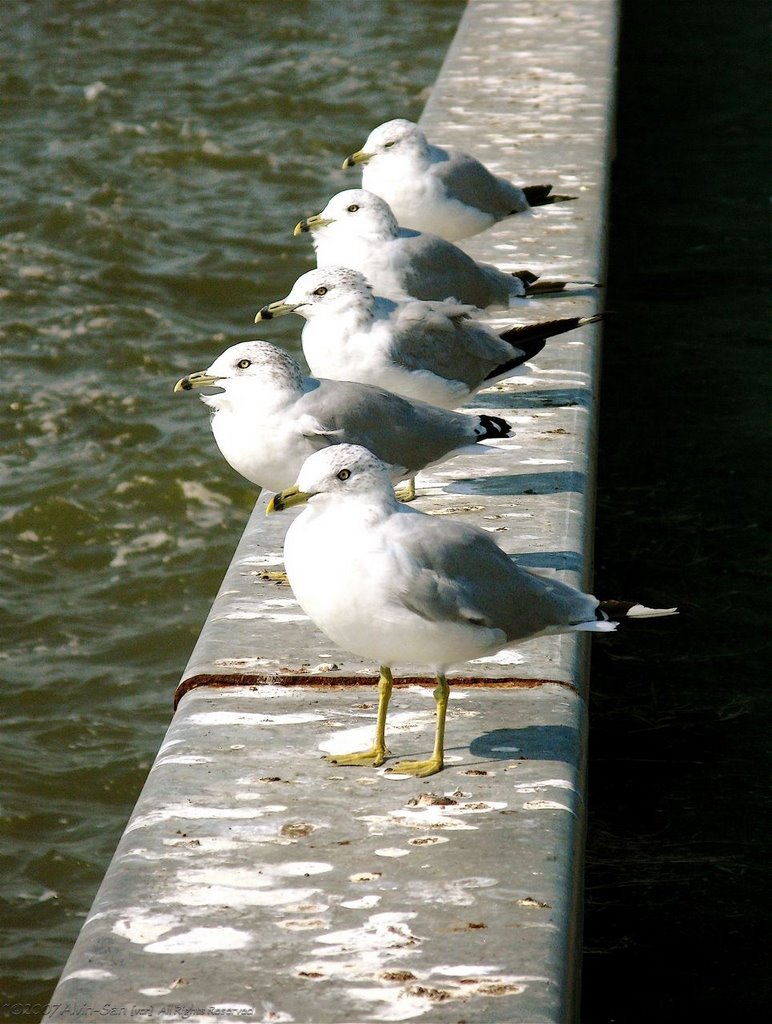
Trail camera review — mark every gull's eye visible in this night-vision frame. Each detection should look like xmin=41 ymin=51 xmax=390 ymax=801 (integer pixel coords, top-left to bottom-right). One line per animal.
xmin=313 ymin=286 xmax=328 ymax=296
xmin=346 ymin=204 xmax=360 ymax=213
xmin=237 ymin=359 xmax=251 ymax=369
xmin=384 ymin=140 xmax=396 ymax=148
xmin=336 ymin=469 xmax=351 ymax=481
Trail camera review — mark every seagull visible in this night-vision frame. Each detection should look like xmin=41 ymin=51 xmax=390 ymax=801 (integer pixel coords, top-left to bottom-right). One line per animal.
xmin=294 ymin=189 xmax=568 ymax=309
xmin=342 ymin=118 xmax=576 ymax=241
xmin=174 ymin=340 xmax=513 ymax=500
xmin=268 ymin=445 xmax=678 ymax=777
xmin=256 ymin=266 xmax=602 ymax=409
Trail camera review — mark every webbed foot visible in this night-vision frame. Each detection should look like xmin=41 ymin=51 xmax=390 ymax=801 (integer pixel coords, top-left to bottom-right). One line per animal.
xmin=324 ymin=745 xmax=391 ymax=768
xmin=395 ymin=478 xmax=416 ymax=502
xmin=258 ymin=570 xmax=289 ymax=584
xmin=385 ymin=756 xmax=444 ymax=778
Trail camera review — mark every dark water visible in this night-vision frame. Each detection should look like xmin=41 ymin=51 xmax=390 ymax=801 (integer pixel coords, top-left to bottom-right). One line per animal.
xmin=584 ymin=0 xmax=769 ymax=1020
xmin=0 ymin=0 xmax=463 ymax=1010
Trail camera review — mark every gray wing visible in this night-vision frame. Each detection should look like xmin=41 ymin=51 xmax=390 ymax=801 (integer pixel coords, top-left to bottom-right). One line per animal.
xmin=433 ymin=150 xmax=530 ymax=217
xmin=388 ymin=301 xmax=513 ymax=388
xmin=397 ymin=233 xmax=518 ymax=308
xmin=295 ymin=380 xmax=483 ymax=476
xmin=388 ymin=512 xmax=599 ymax=641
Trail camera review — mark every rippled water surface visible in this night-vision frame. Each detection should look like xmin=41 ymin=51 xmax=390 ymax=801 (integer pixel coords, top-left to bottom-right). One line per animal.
xmin=0 ymin=0 xmax=463 ymax=1005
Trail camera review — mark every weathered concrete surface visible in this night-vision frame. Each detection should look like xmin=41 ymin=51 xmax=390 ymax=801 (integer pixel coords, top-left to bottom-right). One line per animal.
xmin=46 ymin=685 xmax=585 ymax=1024
xmin=45 ymin=1 xmax=617 ymax=1021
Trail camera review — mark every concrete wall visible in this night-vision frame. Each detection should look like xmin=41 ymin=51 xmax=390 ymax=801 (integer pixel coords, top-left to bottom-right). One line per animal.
xmin=44 ymin=3 xmax=617 ymax=1021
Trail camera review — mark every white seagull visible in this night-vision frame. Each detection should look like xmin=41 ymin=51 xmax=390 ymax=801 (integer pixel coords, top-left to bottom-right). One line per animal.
xmin=294 ymin=189 xmax=567 ymax=309
xmin=268 ymin=445 xmax=677 ymax=777
xmin=256 ymin=266 xmax=601 ymax=409
xmin=342 ymin=118 xmax=575 ymax=241
xmin=174 ymin=341 xmax=513 ymax=499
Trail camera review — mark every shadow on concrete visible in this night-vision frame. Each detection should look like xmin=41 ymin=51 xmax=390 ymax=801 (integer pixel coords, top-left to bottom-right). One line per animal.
xmin=512 ymin=550 xmax=584 ymax=572
xmin=471 ymin=387 xmax=590 ymax=410
xmin=470 ymin=725 xmax=579 ymax=763
xmin=447 ymin=469 xmax=586 ymax=495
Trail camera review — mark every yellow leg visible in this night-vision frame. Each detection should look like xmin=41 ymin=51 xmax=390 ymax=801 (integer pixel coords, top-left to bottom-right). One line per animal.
xmin=395 ymin=477 xmax=416 ymax=502
xmin=325 ymin=666 xmax=393 ymax=767
xmin=387 ymin=674 xmax=448 ymax=778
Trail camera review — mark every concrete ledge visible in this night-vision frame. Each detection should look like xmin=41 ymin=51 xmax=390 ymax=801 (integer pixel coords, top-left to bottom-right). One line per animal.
xmin=45 ymin=2 xmax=617 ymax=1021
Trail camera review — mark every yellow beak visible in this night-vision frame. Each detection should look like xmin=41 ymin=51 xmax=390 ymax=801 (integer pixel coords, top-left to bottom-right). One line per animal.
xmin=174 ymin=370 xmax=220 ymax=393
xmin=254 ymin=300 xmax=299 ymax=323
xmin=342 ymin=150 xmax=371 ymax=169
xmin=266 ymin=485 xmax=312 ymax=514
xmin=294 ymin=213 xmax=332 ymax=236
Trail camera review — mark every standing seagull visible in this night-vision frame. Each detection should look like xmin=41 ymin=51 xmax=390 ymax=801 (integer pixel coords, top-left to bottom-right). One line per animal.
xmin=342 ymin=118 xmax=575 ymax=241
xmin=268 ymin=445 xmax=677 ymax=777
xmin=256 ymin=266 xmax=602 ymax=409
xmin=174 ymin=340 xmax=512 ymax=499
xmin=294 ymin=189 xmax=567 ymax=309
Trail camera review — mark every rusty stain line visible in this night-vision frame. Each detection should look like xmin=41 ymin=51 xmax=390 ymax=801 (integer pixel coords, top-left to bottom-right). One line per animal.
xmin=173 ymin=673 xmax=579 ymax=709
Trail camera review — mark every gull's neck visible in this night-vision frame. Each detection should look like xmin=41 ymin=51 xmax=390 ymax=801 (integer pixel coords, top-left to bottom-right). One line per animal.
xmin=307 ymin=488 xmax=401 ymax=528
xmin=372 ymin=294 xmax=399 ymax=324
xmin=426 ymin=141 xmax=450 ymax=166
xmin=204 ymin=375 xmax=301 ymax=416
xmin=313 ymin=230 xmax=389 ymax=273
xmin=326 ymin=295 xmax=376 ymax=335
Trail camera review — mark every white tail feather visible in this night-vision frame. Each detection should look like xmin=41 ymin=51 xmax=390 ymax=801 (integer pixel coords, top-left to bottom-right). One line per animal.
xmin=458 ymin=441 xmax=504 ymax=456
xmin=625 ymin=604 xmax=678 ymax=618
xmin=575 ymin=619 xmax=618 ymax=633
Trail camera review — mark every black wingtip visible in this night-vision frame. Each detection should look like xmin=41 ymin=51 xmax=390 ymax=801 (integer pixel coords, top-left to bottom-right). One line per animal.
xmin=521 ymin=185 xmax=578 ymax=208
xmin=499 ymin=313 xmax=604 ymax=348
xmin=524 ymin=278 xmax=568 ymax=295
xmin=485 ymin=315 xmax=605 ymax=381
xmin=483 ymin=336 xmax=546 ymax=381
xmin=511 ymin=269 xmax=540 ymax=286
xmin=522 ymin=185 xmax=553 ymax=207
xmin=598 ymin=599 xmax=678 ymax=620
xmin=477 ymin=414 xmax=512 ymax=439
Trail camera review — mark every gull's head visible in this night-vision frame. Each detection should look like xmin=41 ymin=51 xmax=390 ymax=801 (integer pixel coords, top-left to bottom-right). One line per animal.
xmin=267 ymin=444 xmax=397 ymax=514
xmin=342 ymin=119 xmax=428 ymax=169
xmin=174 ymin=340 xmax=305 ymax=400
xmin=294 ymin=189 xmax=399 ymax=242
xmin=256 ymin=267 xmax=374 ymax=324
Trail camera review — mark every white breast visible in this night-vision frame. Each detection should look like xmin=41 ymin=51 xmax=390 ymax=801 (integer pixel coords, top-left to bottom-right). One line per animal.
xmin=283 ymin=505 xmax=506 ymax=671
xmin=210 ymin=403 xmax=310 ymax=493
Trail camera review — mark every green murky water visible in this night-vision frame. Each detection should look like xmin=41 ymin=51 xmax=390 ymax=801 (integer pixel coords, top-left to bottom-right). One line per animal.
xmin=0 ymin=0 xmax=463 ymax=1008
